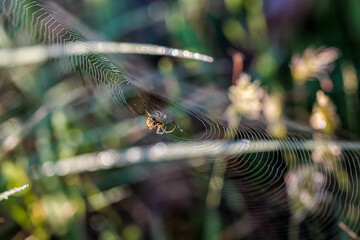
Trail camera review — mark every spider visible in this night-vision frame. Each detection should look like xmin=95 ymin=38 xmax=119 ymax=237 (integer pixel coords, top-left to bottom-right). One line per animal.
xmin=145 ymin=110 xmax=176 ymax=134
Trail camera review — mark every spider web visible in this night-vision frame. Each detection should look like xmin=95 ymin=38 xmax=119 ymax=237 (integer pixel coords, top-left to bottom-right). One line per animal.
xmin=0 ymin=1 xmax=359 ymax=240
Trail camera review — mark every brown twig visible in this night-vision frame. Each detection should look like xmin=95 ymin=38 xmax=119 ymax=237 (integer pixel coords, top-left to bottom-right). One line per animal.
xmin=232 ymin=52 xmax=244 ymax=85
xmin=338 ymin=221 xmax=360 ymax=240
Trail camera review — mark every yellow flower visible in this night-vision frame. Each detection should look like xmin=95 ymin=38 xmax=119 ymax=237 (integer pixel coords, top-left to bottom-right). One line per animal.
xmin=291 ymin=47 xmax=338 ymax=85
xmin=263 ymin=93 xmax=287 ymax=138
xmin=309 ymin=91 xmax=340 ymax=134
xmin=226 ymin=73 xmax=264 ymax=126
xmin=263 ymin=93 xmax=283 ymax=122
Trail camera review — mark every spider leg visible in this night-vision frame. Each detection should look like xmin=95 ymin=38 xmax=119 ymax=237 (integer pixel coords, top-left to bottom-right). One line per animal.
xmin=145 ymin=109 xmax=151 ymax=117
xmin=164 ymin=125 xmax=176 ymax=134
xmin=156 ymin=126 xmax=165 ymax=134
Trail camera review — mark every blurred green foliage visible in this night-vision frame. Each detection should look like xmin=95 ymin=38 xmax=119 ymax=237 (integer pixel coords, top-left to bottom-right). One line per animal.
xmin=0 ymin=0 xmax=360 ymax=240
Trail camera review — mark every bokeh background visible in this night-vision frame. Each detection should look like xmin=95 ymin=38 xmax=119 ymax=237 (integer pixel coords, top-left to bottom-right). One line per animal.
xmin=0 ymin=0 xmax=360 ymax=239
